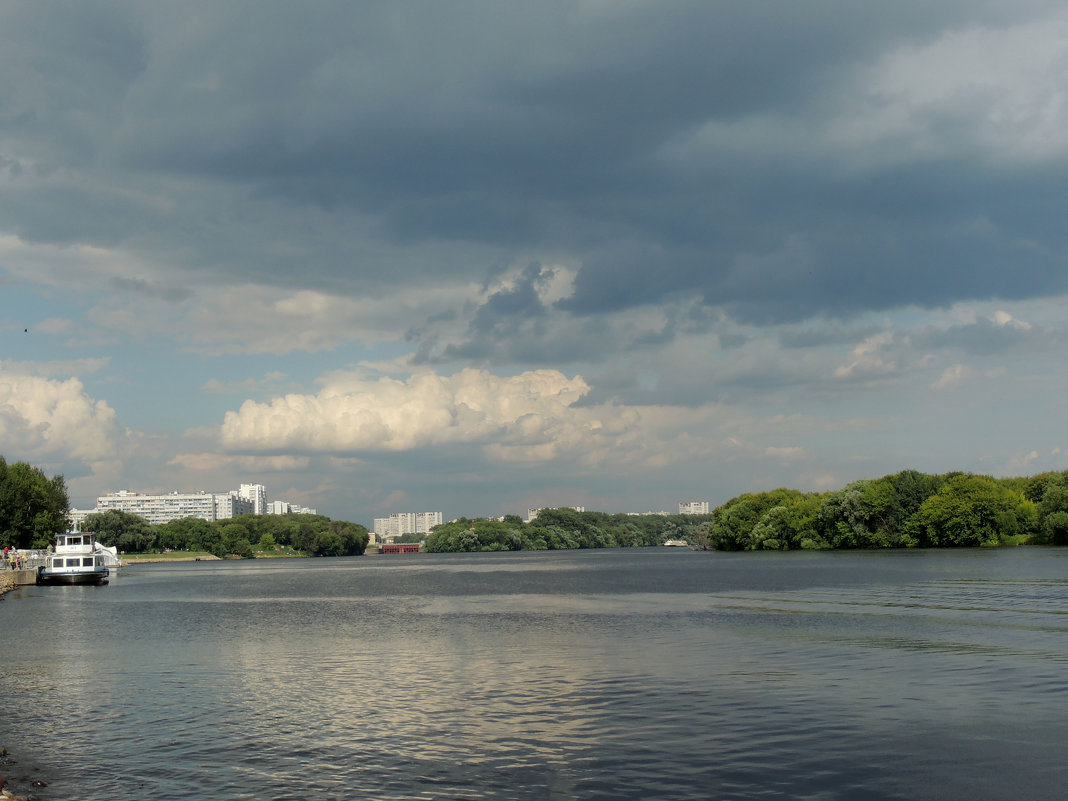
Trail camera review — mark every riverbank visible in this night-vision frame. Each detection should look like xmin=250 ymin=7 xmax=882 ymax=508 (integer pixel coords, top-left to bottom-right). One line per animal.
xmin=0 ymin=573 xmax=14 ymax=598
xmin=1 ymin=746 xmax=37 ymax=801
xmin=120 ymin=549 xmax=308 ymax=563
xmin=120 ymin=552 xmax=222 ymax=564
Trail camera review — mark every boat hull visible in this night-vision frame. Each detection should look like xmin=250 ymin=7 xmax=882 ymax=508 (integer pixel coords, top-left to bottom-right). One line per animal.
xmin=36 ymin=568 xmax=110 ymax=586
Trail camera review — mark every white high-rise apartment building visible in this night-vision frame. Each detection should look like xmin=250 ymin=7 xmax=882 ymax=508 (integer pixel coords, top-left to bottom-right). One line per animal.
xmin=415 ymin=511 xmax=442 ymax=532
xmin=239 ymin=483 xmax=268 ymax=515
xmin=265 ymin=500 xmax=317 ymax=515
xmin=679 ymin=501 xmax=710 ymax=515
xmin=93 ymin=490 xmax=253 ymax=525
xmin=373 ymin=511 xmax=443 ymax=540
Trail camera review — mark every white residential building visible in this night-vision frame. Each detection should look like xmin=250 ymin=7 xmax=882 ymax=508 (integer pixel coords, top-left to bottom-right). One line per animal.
xmin=373 ymin=511 xmax=443 ymax=540
xmin=238 ymin=483 xmax=268 ymax=515
xmin=265 ymin=500 xmax=317 ymax=515
xmin=92 ymin=490 xmax=253 ymax=525
xmin=679 ymin=501 xmax=710 ymax=515
xmin=219 ymin=492 xmax=256 ymax=519
xmin=416 ymin=511 xmax=442 ymax=532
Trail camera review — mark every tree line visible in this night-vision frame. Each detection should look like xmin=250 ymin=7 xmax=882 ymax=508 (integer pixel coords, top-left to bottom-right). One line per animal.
xmin=81 ymin=509 xmax=370 ymax=558
xmin=4 ymin=454 xmax=1068 ymax=555
xmin=424 ymin=508 xmax=714 ymax=552
xmin=709 ymin=469 xmax=1068 ymax=550
xmin=425 ymin=469 xmax=1068 ymax=553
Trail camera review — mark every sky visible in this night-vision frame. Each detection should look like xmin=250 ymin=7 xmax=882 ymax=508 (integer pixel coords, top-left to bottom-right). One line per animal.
xmin=3 ymin=1 xmax=1068 ymax=526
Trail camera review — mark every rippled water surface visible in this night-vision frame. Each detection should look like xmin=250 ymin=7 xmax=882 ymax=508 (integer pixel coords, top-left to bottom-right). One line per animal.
xmin=1 ymin=548 xmax=1065 ymax=800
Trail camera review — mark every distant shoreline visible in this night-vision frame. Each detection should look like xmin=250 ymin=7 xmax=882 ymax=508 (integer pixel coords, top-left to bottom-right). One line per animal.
xmin=118 ymin=551 xmax=309 ymax=564
xmin=119 ymin=553 xmax=223 ymax=564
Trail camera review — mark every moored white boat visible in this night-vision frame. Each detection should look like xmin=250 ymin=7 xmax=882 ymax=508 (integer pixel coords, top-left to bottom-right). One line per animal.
xmin=36 ymin=533 xmax=111 ymax=586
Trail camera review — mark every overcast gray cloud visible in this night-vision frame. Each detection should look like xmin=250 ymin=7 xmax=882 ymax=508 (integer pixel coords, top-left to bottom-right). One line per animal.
xmin=3 ymin=1 xmax=1068 ymax=520
xmin=6 ymin=1 xmax=1067 ymax=313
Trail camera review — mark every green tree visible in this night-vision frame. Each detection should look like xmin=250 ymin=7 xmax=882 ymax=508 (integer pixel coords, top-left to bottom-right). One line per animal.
xmin=156 ymin=517 xmax=218 ymax=552
xmin=220 ymin=523 xmax=254 ymax=558
xmin=1036 ymin=474 xmax=1068 ymax=544
xmin=83 ymin=509 xmax=157 ymax=552
xmin=0 ymin=457 xmax=71 ymax=548
xmin=311 ymin=530 xmax=344 ymax=556
xmin=906 ymin=474 xmax=1021 ymax=547
xmin=712 ymin=489 xmax=818 ymax=550
xmin=1044 ymin=511 xmax=1068 ymax=545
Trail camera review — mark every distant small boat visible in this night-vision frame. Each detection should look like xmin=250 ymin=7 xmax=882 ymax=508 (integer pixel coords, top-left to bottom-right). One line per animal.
xmin=663 ymin=539 xmax=689 ymax=547
xmin=36 ymin=533 xmax=111 ymax=586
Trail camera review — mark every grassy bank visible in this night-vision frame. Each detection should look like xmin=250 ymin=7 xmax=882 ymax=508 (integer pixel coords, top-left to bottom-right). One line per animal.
xmin=120 ymin=551 xmax=221 ymax=563
xmin=120 ymin=548 xmax=307 ymax=563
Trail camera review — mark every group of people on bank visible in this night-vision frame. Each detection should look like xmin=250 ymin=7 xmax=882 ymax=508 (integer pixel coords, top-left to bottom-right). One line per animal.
xmin=3 ymin=547 xmax=25 ymax=570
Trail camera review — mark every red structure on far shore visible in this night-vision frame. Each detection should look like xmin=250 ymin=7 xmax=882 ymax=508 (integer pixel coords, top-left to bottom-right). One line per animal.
xmin=381 ymin=543 xmax=421 ymax=554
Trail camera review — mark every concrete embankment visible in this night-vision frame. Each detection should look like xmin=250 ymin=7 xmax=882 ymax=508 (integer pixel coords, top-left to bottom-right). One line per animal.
xmin=0 ymin=570 xmax=36 ymax=597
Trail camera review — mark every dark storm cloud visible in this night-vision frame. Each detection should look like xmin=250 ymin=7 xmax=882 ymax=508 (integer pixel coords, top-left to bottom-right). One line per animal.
xmin=3 ymin=0 xmax=1067 ymax=333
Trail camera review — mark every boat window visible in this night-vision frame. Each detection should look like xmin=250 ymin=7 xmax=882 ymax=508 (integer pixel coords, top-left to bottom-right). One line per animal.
xmin=83 ymin=557 xmax=94 ymax=566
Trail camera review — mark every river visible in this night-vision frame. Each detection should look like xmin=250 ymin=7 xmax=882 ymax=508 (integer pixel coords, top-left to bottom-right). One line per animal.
xmin=0 ymin=547 xmax=1065 ymax=800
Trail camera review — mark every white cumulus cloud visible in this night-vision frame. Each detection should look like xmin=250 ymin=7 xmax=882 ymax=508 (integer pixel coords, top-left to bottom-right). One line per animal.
xmin=0 ymin=364 xmax=124 ymax=463
xmin=219 ymin=368 xmax=598 ymax=456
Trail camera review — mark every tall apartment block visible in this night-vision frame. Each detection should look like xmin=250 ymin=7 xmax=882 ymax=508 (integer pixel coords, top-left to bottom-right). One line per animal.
xmin=238 ymin=483 xmax=268 ymax=515
xmin=373 ymin=511 xmax=443 ymax=540
xmin=90 ymin=489 xmax=254 ymax=526
xmin=679 ymin=501 xmax=710 ymax=515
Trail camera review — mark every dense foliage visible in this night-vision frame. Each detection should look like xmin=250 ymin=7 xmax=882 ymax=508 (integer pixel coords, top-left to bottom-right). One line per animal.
xmin=709 ymin=469 xmax=1068 ymax=551
xmin=81 ymin=510 xmax=370 ymax=558
xmin=424 ymin=509 xmax=714 ymax=552
xmin=0 ymin=456 xmax=71 ymax=549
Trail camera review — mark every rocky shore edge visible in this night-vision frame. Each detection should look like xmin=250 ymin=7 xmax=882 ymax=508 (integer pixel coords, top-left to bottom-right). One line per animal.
xmin=1 ymin=747 xmax=48 ymax=801
xmin=0 ymin=573 xmax=16 ymax=598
